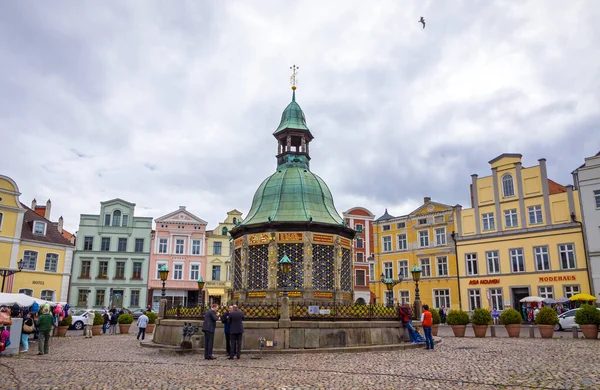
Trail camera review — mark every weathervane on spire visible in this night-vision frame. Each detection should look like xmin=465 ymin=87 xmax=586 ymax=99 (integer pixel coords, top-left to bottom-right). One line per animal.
xmin=290 ymin=64 xmax=299 ymax=90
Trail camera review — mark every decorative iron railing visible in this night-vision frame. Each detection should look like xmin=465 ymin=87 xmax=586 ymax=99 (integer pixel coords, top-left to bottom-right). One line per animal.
xmin=164 ymin=302 xmax=280 ymax=321
xmin=290 ymin=303 xmax=400 ymax=321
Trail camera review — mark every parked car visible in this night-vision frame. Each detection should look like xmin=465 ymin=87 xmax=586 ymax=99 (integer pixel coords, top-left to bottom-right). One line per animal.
xmin=555 ymin=308 xmax=600 ymax=331
xmin=70 ymin=309 xmax=91 ymax=330
xmin=130 ymin=308 xmax=146 ymax=319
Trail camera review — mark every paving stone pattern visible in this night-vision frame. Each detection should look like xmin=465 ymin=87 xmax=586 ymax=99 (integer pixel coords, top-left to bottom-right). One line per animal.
xmin=0 ymin=331 xmax=598 ymax=389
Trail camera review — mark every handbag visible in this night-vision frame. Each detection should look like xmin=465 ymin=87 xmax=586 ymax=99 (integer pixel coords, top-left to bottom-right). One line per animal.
xmin=23 ymin=322 xmax=34 ymax=333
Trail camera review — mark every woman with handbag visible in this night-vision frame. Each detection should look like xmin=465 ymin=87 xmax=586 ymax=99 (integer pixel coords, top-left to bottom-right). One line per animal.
xmin=22 ymin=312 xmax=34 ymax=353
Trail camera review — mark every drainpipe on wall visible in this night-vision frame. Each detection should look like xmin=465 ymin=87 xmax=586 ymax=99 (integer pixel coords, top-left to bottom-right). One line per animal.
xmin=571 ymin=212 xmax=593 ymax=297
xmin=451 ymin=231 xmax=463 ymax=311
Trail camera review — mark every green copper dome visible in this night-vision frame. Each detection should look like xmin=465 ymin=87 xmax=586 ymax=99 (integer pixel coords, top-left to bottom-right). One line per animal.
xmin=273 ymin=90 xmax=310 ymax=134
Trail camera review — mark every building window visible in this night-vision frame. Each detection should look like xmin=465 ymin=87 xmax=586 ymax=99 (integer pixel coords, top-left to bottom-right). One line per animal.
xmin=22 ymin=250 xmax=37 ymax=270
xmin=222 ymin=226 xmax=228 ymax=235
xmin=98 ymin=261 xmax=108 ymax=278
xmin=132 ymin=262 xmax=142 ymax=279
xmin=482 ymin=213 xmax=495 ymax=231
xmin=383 ymin=262 xmax=393 ymax=278
xmin=33 ymin=221 xmax=46 ymax=235
xmin=489 ymin=288 xmax=504 ymax=310
xmin=502 ymin=174 xmax=515 ymax=197
xmin=172 ymin=238 xmax=184 ymax=254
xmin=135 ymin=238 xmax=144 ymax=253
xmin=233 ymin=217 xmax=237 ymax=225
xmin=158 ymin=238 xmax=168 ymax=254
xmin=212 ymin=265 xmax=221 ymax=280
xmin=40 ymin=290 xmax=54 ymax=301
xmin=122 ymin=215 xmax=128 ymax=226
xmin=564 ymin=285 xmax=580 ymax=298
xmin=468 ymin=289 xmax=481 ymax=311
xmin=115 ymin=261 xmax=125 ymax=279
xmin=95 ymin=290 xmax=105 ymax=307
xmin=112 ymin=210 xmax=121 ymax=226
xmin=101 ymin=237 xmax=111 ymax=251
xmin=44 ymin=253 xmax=58 ymax=272
xmin=559 ymin=244 xmax=576 ymax=269
xmin=433 ymin=289 xmax=451 ymax=309
xmin=534 ymin=246 xmax=550 ymax=271
xmin=118 ymin=238 xmax=127 ymax=252
xmin=399 ymin=291 xmax=410 ymax=305
xmin=83 ymin=237 xmax=93 ymax=251
xmin=420 ymin=258 xmax=431 ymax=277
xmin=384 ymin=290 xmax=393 ymax=305
xmin=382 ymin=236 xmax=392 ymax=252
xmin=369 ymin=263 xmax=375 ymax=281
xmin=504 ymin=209 xmax=518 ymax=228
xmin=19 ymin=289 xmax=33 ymax=296
xmin=173 ymin=263 xmax=183 ymax=280
xmin=156 ymin=262 xmax=167 ymax=279
xmin=466 ymin=253 xmax=478 ymax=276
xmin=397 ymin=260 xmax=408 ymax=278
xmin=80 ymin=260 xmax=91 ymax=278
xmin=356 ymin=252 xmax=364 ymax=262
xmin=528 ymin=205 xmax=543 ymax=224
xmin=77 ymin=289 xmax=88 ymax=306
xmin=434 ymin=215 xmax=444 ymax=223
xmin=355 ymin=223 xmax=364 ymax=232
xmin=356 ymin=237 xmax=364 ymax=249
xmin=397 ymin=222 xmax=406 ymax=229
xmin=130 ymin=290 xmax=140 ymax=307
xmin=355 ymin=270 xmax=366 ymax=286
xmin=104 ymin=214 xmax=110 ymax=226
xmin=486 ymin=251 xmax=500 ymax=274
xmin=214 ymin=242 xmax=222 ymax=255
xmin=595 ymin=190 xmax=600 ymax=208
xmin=435 ymin=227 xmax=446 ymax=245
xmin=539 ymin=286 xmax=554 ymax=299
xmin=190 ymin=264 xmax=200 ymax=280
xmin=437 ymin=256 xmax=448 ymax=276
xmin=510 ymin=248 xmax=525 ymax=273
xmin=0 ymin=212 xmax=3 ymax=231
xmin=418 ymin=230 xmax=429 ymax=247
xmin=418 ymin=218 xmax=428 ymax=225
xmin=397 ymin=234 xmax=407 ymax=250
xmin=192 ymin=240 xmax=202 ymax=255
xmin=382 ymin=225 xmax=391 ymax=231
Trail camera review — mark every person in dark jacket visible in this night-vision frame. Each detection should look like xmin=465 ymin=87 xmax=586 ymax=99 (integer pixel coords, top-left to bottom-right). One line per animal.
xmin=228 ymin=305 xmax=245 ymax=359
xmin=221 ymin=306 xmax=232 ymax=357
xmin=202 ymin=304 xmax=219 ymax=360
xmin=109 ymin=312 xmax=118 ymax=334
xmin=102 ymin=311 xmax=110 ymax=334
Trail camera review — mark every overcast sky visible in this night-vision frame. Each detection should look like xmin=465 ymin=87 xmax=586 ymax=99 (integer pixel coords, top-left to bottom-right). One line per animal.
xmin=2 ymin=1 xmax=599 ymax=233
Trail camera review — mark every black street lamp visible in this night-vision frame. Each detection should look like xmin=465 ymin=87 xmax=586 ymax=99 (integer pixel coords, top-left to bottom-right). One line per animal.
xmin=159 ymin=265 xmax=169 ymax=299
xmin=279 ymin=254 xmax=291 ymax=297
xmin=197 ymin=277 xmax=205 ymax=307
xmin=411 ymin=265 xmax=422 ymax=319
xmin=0 ymin=259 xmax=24 ymax=293
xmin=380 ymin=271 xmax=404 ymax=307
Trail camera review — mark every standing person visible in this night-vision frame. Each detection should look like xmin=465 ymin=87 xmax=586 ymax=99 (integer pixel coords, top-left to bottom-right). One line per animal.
xmin=202 ymin=304 xmax=219 ymax=360
xmin=400 ymin=304 xmax=419 ymax=344
xmin=492 ymin=308 xmax=500 ymax=325
xmin=221 ymin=306 xmax=232 ymax=357
xmin=421 ymin=304 xmax=434 ymax=350
xmin=439 ymin=307 xmax=446 ymax=324
xmin=228 ymin=305 xmax=244 ymax=360
xmin=36 ymin=307 xmax=54 ymax=355
xmin=110 ymin=311 xmax=118 ymax=334
xmin=533 ymin=306 xmax=540 ymax=321
xmin=136 ymin=311 xmax=149 ymax=341
xmin=110 ymin=305 xmax=117 ymax=315
xmin=102 ymin=310 xmax=110 ymax=334
xmin=85 ymin=309 xmax=95 ymax=338
xmin=21 ymin=312 xmax=35 ymax=353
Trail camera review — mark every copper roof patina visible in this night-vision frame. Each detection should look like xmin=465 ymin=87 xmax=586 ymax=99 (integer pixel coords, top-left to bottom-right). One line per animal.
xmin=273 ymin=90 xmax=310 ymax=135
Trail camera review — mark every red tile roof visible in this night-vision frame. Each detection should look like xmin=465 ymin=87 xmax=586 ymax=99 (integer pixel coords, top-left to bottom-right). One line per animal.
xmin=20 ymin=204 xmax=74 ymax=247
xmin=548 ymin=179 xmax=567 ymax=195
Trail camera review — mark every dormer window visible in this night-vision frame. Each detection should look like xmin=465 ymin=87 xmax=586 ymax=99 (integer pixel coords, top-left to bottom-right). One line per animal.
xmin=233 ymin=217 xmax=237 ymax=225
xmin=222 ymin=227 xmax=228 ymax=235
xmin=502 ymin=174 xmax=515 ymax=198
xmin=112 ymin=210 xmax=121 ymax=226
xmin=33 ymin=221 xmax=46 ymax=235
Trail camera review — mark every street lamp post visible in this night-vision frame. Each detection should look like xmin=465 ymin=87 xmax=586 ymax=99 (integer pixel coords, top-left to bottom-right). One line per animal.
xmin=197 ymin=277 xmax=205 ymax=308
xmin=0 ymin=259 xmax=24 ymax=293
xmin=380 ymin=272 xmax=404 ymax=307
xmin=411 ymin=265 xmax=422 ymax=320
xmin=159 ymin=265 xmax=169 ymax=299
xmin=279 ymin=254 xmax=291 ymax=297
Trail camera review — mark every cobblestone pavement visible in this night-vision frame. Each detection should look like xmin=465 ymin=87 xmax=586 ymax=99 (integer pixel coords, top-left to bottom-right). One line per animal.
xmin=1 ymin=333 xmax=598 ymax=389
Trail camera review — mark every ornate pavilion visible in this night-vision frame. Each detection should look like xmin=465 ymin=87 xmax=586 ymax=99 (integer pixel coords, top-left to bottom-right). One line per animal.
xmin=229 ymin=80 xmax=355 ymax=304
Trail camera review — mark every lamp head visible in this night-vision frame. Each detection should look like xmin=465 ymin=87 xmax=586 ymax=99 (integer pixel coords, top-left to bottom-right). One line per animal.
xmin=279 ymin=254 xmax=291 ymax=274
xmin=411 ymin=265 xmax=422 ymax=282
xmin=159 ymin=265 xmax=169 ymax=282
xmin=197 ymin=276 xmax=205 ymax=290
xmin=17 ymin=258 xmax=24 ymax=271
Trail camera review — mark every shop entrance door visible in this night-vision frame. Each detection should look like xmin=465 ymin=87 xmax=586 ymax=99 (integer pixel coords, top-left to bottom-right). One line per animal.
xmin=112 ymin=290 xmax=124 ymax=308
xmin=511 ymin=287 xmax=530 ymax=310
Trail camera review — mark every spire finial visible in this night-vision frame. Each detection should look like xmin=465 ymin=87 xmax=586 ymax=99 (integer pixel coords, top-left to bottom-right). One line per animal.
xmin=290 ymin=64 xmax=299 ymax=91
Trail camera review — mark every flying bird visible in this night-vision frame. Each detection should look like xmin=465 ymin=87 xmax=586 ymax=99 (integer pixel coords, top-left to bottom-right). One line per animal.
xmin=418 ymin=16 xmax=425 ymax=29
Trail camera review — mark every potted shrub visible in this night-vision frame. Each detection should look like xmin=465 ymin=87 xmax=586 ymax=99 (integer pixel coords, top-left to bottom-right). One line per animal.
xmin=118 ymin=313 xmax=134 ymax=334
xmin=431 ymin=308 xmax=441 ymax=336
xmin=446 ymin=309 xmax=470 ymax=337
xmin=146 ymin=312 xmax=157 ymax=334
xmin=57 ymin=315 xmax=71 ymax=337
xmin=500 ymin=308 xmax=523 ymax=338
xmin=471 ymin=308 xmax=491 ymax=338
xmin=575 ymin=304 xmax=600 ymax=339
xmin=535 ymin=307 xmax=558 ymax=338
xmin=92 ymin=312 xmax=104 ymax=335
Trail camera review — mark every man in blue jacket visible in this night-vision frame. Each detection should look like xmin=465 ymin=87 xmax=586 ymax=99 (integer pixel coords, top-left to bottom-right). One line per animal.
xmin=221 ymin=306 xmax=232 ymax=357
xmin=202 ymin=304 xmax=219 ymax=360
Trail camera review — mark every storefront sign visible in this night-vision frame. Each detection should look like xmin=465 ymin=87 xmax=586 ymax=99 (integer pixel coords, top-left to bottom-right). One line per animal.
xmin=343 ymin=293 xmax=352 ymax=300
xmin=248 ymin=233 xmax=270 ymax=245
xmin=232 ymin=293 xmax=240 ymax=299
xmin=278 ymin=291 xmax=302 ymax=297
xmin=313 ymin=234 xmax=334 ymax=244
xmin=340 ymin=238 xmax=351 ymax=248
xmin=278 ymin=232 xmax=303 ymax=242
xmin=468 ymin=279 xmax=500 ymax=285
xmin=248 ymin=291 xmax=266 ymax=297
xmin=32 ymin=281 xmax=45 ymax=285
xmin=539 ymin=275 xmax=576 ymax=282
xmin=314 ymin=291 xmax=333 ymax=298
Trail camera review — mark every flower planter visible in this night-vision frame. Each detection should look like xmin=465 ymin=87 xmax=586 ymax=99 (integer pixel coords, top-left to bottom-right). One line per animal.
xmin=472 ymin=325 xmax=488 ymax=338
xmin=146 ymin=324 xmax=155 ymax=334
xmin=431 ymin=324 xmax=439 ymax=337
xmin=451 ymin=325 xmax=466 ymax=337
xmin=119 ymin=324 xmax=131 ymax=334
xmin=505 ymin=324 xmax=521 ymax=338
xmin=538 ymin=324 xmax=554 ymax=339
xmin=57 ymin=326 xmax=69 ymax=337
xmin=580 ymin=325 xmax=599 ymax=340
xmin=92 ymin=325 xmax=103 ymax=336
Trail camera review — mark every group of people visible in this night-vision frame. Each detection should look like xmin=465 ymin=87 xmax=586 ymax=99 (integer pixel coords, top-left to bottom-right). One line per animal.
xmin=201 ymin=304 xmax=245 ymax=360
xmin=0 ymin=304 xmax=56 ymax=355
xmin=399 ymin=304 xmax=435 ymax=350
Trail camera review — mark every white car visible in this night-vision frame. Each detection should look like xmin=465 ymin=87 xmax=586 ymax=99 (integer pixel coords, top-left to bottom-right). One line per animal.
xmin=70 ymin=309 xmax=92 ymax=330
xmin=555 ymin=308 xmax=600 ymax=331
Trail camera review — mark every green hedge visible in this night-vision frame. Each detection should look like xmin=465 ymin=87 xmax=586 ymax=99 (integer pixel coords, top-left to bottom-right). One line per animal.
xmin=575 ymin=304 xmax=600 ymax=326
xmin=59 ymin=315 xmax=72 ymax=327
xmin=93 ymin=312 xmax=104 ymax=326
xmin=118 ymin=313 xmax=134 ymax=324
xmin=446 ymin=310 xmax=470 ymax=325
xmin=431 ymin=308 xmax=441 ymax=325
xmin=535 ymin=307 xmax=558 ymax=325
xmin=471 ymin=308 xmax=492 ymax=325
xmin=147 ymin=311 xmax=157 ymax=324
xmin=500 ymin=308 xmax=522 ymax=325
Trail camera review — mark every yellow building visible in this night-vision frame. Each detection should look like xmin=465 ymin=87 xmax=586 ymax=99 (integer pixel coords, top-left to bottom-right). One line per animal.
xmin=0 ymin=174 xmax=74 ymax=301
xmin=372 ymin=198 xmax=460 ymax=310
xmin=456 ymin=154 xmax=590 ymax=313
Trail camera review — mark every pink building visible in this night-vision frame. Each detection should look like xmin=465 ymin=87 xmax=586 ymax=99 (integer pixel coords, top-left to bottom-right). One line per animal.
xmin=148 ymin=206 xmax=207 ymax=310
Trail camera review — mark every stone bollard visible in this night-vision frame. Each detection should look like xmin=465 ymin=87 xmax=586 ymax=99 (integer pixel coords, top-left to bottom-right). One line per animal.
xmin=529 ymin=325 xmax=535 ymax=338
xmin=159 ymin=298 xmax=167 ymax=319
xmin=572 ymin=326 xmax=578 ymax=339
xmin=490 ymin=325 xmax=496 ymax=338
